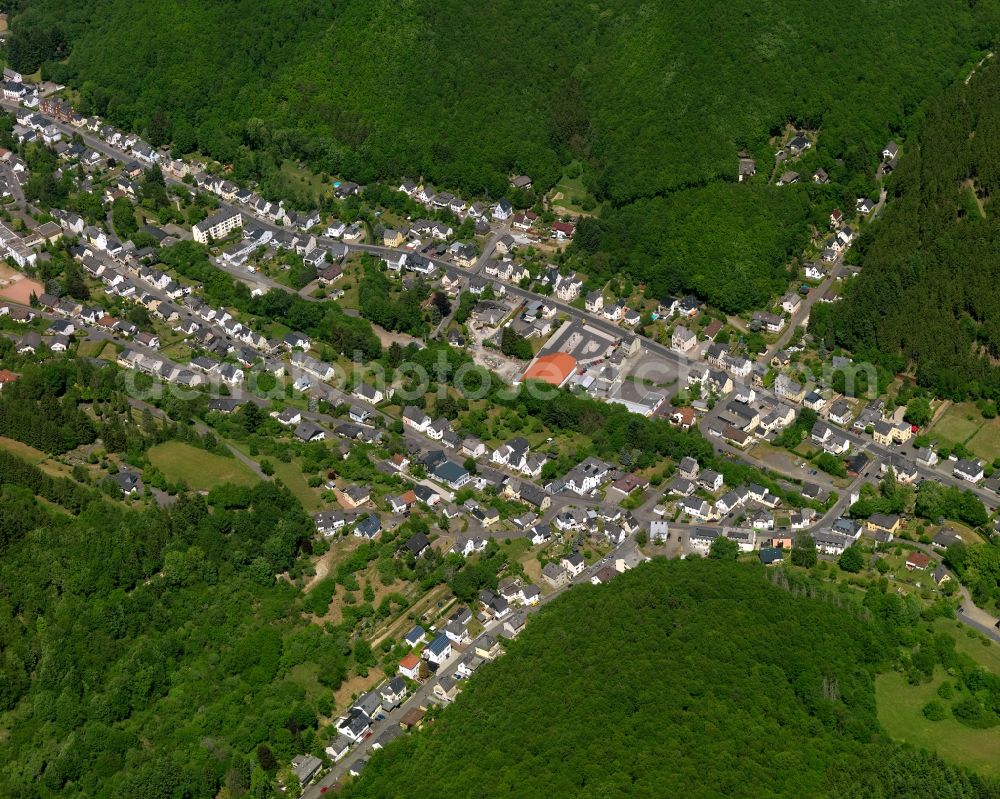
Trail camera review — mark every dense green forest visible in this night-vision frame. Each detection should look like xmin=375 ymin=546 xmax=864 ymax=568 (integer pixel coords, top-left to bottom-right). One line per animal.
xmin=0 ymin=455 xmax=334 ymax=798
xmin=9 ymin=0 xmax=994 ymax=200
xmin=346 ymin=559 xmax=998 ymax=798
xmin=6 ymin=0 xmax=999 ymax=310
xmin=570 ymin=182 xmax=821 ymax=311
xmin=811 ymin=60 xmax=1000 ymax=400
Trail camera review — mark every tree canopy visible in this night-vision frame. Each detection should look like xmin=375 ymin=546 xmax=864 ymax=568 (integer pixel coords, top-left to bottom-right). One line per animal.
xmin=345 ymin=559 xmax=998 ymax=798
xmin=811 ymin=61 xmax=1000 ymax=401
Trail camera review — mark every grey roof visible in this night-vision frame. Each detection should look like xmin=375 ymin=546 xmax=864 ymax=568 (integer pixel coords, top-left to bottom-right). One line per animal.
xmin=434 ymin=459 xmax=469 ymax=484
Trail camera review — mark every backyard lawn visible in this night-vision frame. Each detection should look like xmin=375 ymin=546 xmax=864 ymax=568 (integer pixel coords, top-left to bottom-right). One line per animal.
xmin=969 ymin=422 xmax=1000 ymax=461
xmin=76 ymin=339 xmax=108 ymax=359
xmin=147 ymin=441 xmax=259 ymax=491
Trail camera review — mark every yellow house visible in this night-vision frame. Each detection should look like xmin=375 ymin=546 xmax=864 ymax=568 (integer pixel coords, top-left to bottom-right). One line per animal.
xmin=874 ymin=420 xmax=913 ymax=446
xmin=872 ymin=420 xmax=895 ymax=446
xmin=382 ymin=228 xmax=405 ymax=247
xmin=866 ymin=513 xmax=901 ymax=535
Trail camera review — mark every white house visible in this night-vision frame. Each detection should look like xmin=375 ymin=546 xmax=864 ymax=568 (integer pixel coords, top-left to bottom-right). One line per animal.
xmin=192 ymin=208 xmax=243 ymax=244
xmin=492 ymin=199 xmax=513 ymax=221
xmin=423 ymin=633 xmax=452 ymax=666
xmin=953 ymin=459 xmax=984 ymax=483
xmin=672 ymin=326 xmax=697 ymax=353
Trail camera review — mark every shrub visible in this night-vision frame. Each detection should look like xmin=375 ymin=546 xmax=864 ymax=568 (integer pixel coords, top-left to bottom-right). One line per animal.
xmin=921 ymin=700 xmax=947 ymax=721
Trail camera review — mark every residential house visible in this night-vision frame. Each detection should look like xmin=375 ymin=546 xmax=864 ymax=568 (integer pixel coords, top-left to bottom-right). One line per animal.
xmin=353 ymin=382 xmax=389 ymax=404
xmin=905 ymin=552 xmax=932 ymax=571
xmin=337 ymin=484 xmax=371 ymax=509
xmin=813 ymin=530 xmax=852 ymax=556
xmin=561 ymin=552 xmax=585 ymax=577
xmin=699 ymin=469 xmax=723 ymax=491
xmin=868 ymin=513 xmax=901 ymax=536
xmin=354 ymin=514 xmax=382 ymax=539
xmin=677 ymin=457 xmax=700 ymax=480
xmin=291 ymin=755 xmax=322 ymax=787
xmin=542 ymin=562 xmax=568 ymax=588
xmin=829 ymin=399 xmax=853 ymax=426
xmin=672 ymin=325 xmax=697 ymax=353
xmin=423 ymin=633 xmax=452 ymax=667
xmin=398 ymin=654 xmax=422 ymax=680
xmin=751 ymin=311 xmax=785 ymax=333
xmin=503 ymin=612 xmax=527 ymax=639
xmin=492 ymin=199 xmax=513 ymax=221
xmin=192 ymin=208 xmax=242 ymax=244
xmin=781 ymin=293 xmax=801 ymax=315
xmin=433 ymin=459 xmax=470 ymax=489
xmin=433 ymin=675 xmax=461 ymax=703
xmin=953 ymin=459 xmax=984 ymax=483
xmin=584 ymin=291 xmax=604 ymax=313
xmin=856 ymin=197 xmax=876 ymax=215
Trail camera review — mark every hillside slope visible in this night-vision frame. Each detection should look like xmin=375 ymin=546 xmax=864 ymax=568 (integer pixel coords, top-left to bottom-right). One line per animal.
xmin=9 ymin=0 xmax=997 ymax=202
xmin=344 ymin=560 xmax=996 ymax=799
xmin=810 ymin=59 xmax=1000 ymax=401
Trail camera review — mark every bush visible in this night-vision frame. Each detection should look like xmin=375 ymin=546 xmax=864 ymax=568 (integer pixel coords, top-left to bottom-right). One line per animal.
xmin=950 ymin=697 xmax=994 ymax=729
xmin=921 ymin=700 xmax=947 ymax=721
xmin=838 ymin=546 xmax=864 ymax=574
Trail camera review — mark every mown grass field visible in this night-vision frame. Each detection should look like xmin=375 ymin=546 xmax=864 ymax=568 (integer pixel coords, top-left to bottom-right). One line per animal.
xmin=0 ymin=436 xmax=47 ymax=464
xmin=930 ymin=401 xmax=1000 ymax=460
xmin=231 ymin=439 xmax=324 ymax=511
xmin=934 ymin=618 xmax=1000 ymax=673
xmin=876 ymin=667 xmax=1000 ymax=777
xmin=147 ymin=441 xmax=258 ymax=490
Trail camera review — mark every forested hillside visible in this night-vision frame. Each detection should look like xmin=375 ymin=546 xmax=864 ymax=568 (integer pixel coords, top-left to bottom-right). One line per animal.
xmin=811 ymin=60 xmax=1000 ymax=401
xmin=345 ymin=559 xmax=997 ymax=798
xmin=5 ymin=0 xmax=999 ymax=309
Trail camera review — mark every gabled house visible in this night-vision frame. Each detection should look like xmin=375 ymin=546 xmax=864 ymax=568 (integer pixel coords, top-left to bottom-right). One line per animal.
xmin=492 ymin=199 xmax=513 ymax=221
xmin=423 ymin=633 xmax=452 ymax=666
xmin=671 ymin=325 xmax=697 ymax=353
xmin=353 ymin=382 xmax=389 ymax=404
xmin=953 ymin=458 xmax=984 ymax=483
